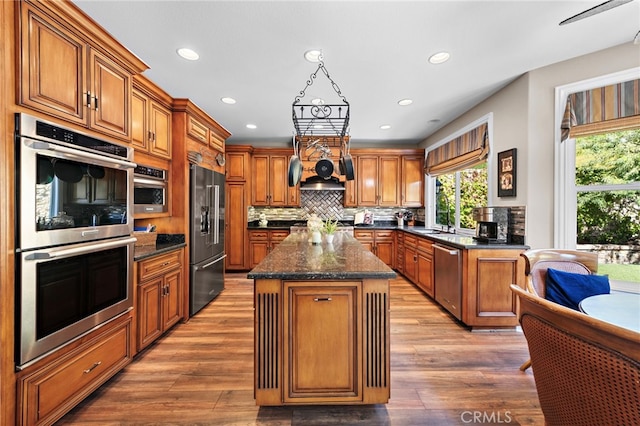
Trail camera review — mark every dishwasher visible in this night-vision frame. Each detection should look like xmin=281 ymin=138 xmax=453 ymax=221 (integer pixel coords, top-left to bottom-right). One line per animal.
xmin=434 ymin=244 xmax=462 ymax=320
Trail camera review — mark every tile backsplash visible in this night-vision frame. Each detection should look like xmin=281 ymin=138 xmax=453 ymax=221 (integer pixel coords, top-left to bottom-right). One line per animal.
xmin=248 ymin=190 xmax=424 ymax=223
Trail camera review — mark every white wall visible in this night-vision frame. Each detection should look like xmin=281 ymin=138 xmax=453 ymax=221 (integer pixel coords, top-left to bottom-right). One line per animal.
xmin=420 ymin=42 xmax=640 ymax=249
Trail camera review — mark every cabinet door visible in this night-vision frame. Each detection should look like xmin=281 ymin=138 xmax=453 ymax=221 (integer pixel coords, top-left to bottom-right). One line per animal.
xmin=138 ymin=277 xmax=163 ymax=350
xmin=88 ymin=48 xmax=130 ymax=139
xmin=284 ymin=283 xmax=360 ymax=402
xmin=404 ymin=246 xmax=417 ymax=283
xmin=226 ymin=183 xmax=247 ymax=270
xmin=269 ymin=155 xmax=288 ymax=206
xmin=287 ymin=185 xmax=300 ymax=207
xmin=149 ymin=101 xmax=172 ymax=159
xmin=251 ymin=155 xmax=270 ymax=205
xmin=356 ymin=156 xmax=379 ymax=206
xmin=162 ymin=269 xmax=182 ymax=331
xmin=131 ymin=89 xmax=148 ymax=151
xmin=343 ymin=156 xmax=357 ymax=207
xmin=226 ymin=152 xmax=248 ymax=182
xmin=249 ymin=241 xmax=269 ymax=268
xmin=376 ymin=240 xmax=395 ymax=269
xmin=378 ymin=156 xmax=400 ymax=206
xmin=416 ymin=251 xmax=434 ymax=297
xmin=20 ymin=4 xmax=86 ymax=125
xmin=401 ymin=156 xmax=424 ymax=207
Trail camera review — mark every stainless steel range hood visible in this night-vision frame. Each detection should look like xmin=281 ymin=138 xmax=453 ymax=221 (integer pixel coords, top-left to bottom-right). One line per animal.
xmin=300 ymin=176 xmax=345 ymax=191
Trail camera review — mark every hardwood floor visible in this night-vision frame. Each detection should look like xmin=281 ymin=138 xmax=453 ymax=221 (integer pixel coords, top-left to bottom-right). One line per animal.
xmin=58 ymin=273 xmax=544 ymax=425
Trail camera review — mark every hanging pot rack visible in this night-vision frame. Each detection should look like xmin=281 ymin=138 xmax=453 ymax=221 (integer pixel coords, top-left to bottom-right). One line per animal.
xmin=292 ymin=56 xmax=350 ymax=141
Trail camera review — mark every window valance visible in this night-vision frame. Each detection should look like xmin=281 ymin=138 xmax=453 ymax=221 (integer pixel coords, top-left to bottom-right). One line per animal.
xmin=561 ymin=78 xmax=640 ymax=141
xmin=425 ymin=122 xmax=489 ymax=176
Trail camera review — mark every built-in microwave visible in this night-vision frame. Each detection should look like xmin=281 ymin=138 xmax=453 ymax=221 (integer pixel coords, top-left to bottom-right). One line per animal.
xmin=133 ymin=165 xmax=168 ymax=214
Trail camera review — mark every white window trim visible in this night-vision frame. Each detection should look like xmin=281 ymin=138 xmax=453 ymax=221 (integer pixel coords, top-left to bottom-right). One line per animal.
xmin=554 ymin=67 xmax=640 ymax=293
xmin=425 ymin=113 xmax=493 ymax=232
xmin=554 ymin=67 xmax=640 ymax=248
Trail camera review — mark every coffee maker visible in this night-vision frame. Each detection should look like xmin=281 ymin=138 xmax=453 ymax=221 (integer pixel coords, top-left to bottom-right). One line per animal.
xmin=472 ymin=207 xmax=509 ymax=243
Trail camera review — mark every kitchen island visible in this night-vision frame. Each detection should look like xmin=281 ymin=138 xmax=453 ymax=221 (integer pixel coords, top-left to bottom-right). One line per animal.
xmin=248 ymin=231 xmax=396 ymax=406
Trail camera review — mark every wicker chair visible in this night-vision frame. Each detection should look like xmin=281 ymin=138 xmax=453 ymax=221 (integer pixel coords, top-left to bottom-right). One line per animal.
xmin=518 ymin=249 xmax=599 ymax=371
xmin=511 ymin=285 xmax=640 ymax=426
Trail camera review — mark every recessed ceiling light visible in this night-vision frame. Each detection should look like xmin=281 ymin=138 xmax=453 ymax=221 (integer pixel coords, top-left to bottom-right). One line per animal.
xmin=380 ymin=125 xmax=391 ymax=130
xmin=311 ymin=98 xmax=325 ymax=105
xmin=177 ymin=47 xmax=199 ymax=61
xmin=398 ymin=99 xmax=413 ymax=106
xmin=246 ymin=124 xmax=257 ymax=129
xmin=221 ymin=97 xmax=236 ymax=104
xmin=304 ymin=49 xmax=323 ymax=63
xmin=428 ymin=51 xmax=450 ymax=64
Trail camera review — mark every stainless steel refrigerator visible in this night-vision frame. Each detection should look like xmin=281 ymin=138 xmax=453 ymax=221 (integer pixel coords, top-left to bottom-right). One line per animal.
xmin=189 ymin=164 xmax=225 ymax=316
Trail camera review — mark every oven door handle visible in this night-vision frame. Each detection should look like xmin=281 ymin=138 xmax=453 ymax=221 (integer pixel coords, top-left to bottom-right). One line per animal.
xmin=26 ymin=140 xmax=137 ymax=169
xmin=24 ymin=237 xmax=137 ymax=260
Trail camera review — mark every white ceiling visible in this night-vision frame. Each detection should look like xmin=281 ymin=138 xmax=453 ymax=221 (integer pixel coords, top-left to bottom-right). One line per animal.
xmin=73 ymin=0 xmax=640 ymax=147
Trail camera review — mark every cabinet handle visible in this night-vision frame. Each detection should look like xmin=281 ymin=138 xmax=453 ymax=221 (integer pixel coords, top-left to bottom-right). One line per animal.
xmin=148 ymin=131 xmax=153 ymax=142
xmin=314 ymin=297 xmax=332 ymax=302
xmin=93 ymin=95 xmax=99 ymax=111
xmin=161 ymin=261 xmax=170 ymax=266
xmin=83 ymin=361 xmax=102 ymax=374
xmin=85 ymin=91 xmax=92 ymax=108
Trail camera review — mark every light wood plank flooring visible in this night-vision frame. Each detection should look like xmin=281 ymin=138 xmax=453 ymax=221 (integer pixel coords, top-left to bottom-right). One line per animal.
xmin=58 ymin=273 xmax=544 ymax=425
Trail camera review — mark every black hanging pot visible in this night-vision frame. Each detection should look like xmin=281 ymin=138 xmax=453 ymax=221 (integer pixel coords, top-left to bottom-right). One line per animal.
xmin=54 ymin=160 xmax=84 ymax=183
xmin=315 ymin=158 xmax=334 ymax=179
xmin=86 ymin=165 xmax=105 ymax=179
xmin=37 ymin=157 xmax=54 ymax=184
xmin=288 ymin=155 xmax=303 ymax=187
xmin=342 ymin=154 xmax=355 ymax=181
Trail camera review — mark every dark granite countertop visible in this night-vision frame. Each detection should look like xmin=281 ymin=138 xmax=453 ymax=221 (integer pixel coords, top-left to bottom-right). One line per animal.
xmin=247 ymin=221 xmax=528 ymax=250
xmin=247 ymin=232 xmax=397 ymax=280
xmin=134 ymin=233 xmax=186 ymax=261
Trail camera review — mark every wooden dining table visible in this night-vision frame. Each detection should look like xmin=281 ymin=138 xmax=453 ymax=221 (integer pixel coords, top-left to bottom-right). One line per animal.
xmin=579 ymin=292 xmax=640 ymax=333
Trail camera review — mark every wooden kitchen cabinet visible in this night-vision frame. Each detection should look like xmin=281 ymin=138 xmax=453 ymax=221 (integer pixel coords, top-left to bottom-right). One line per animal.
xmin=131 ymin=75 xmax=172 ymax=159
xmin=401 ymin=155 xmax=425 ymax=207
xmin=136 ymin=249 xmax=184 ymax=351
xmin=225 ymin=146 xmax=252 ymax=270
xmin=16 ymin=313 xmax=132 ymax=426
xmin=357 ymin=155 xmax=400 ymax=206
xmin=398 ymin=230 xmax=526 ymax=328
xmin=249 ymin=229 xmax=290 ymax=268
xmin=18 ymin=0 xmax=147 ymax=141
xmin=354 ymin=229 xmax=395 ymax=269
xmin=284 ymin=282 xmax=361 ymax=403
xmin=251 ymin=149 xmax=299 ymax=207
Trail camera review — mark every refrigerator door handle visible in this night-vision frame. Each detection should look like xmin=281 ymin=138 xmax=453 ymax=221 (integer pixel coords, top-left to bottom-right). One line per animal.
xmin=194 ymin=254 xmax=227 ymax=270
xmin=213 ymin=184 xmax=220 ymax=245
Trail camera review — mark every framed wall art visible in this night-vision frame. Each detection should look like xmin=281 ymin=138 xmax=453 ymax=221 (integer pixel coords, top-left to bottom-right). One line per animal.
xmin=497 ymin=148 xmax=517 ymax=197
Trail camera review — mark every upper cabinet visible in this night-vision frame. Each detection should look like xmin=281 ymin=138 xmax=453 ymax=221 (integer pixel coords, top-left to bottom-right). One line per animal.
xmin=401 ymin=155 xmax=425 ymax=207
xmin=131 ymin=75 xmax=172 ymax=159
xmin=349 ymin=149 xmax=424 ymax=208
xmin=18 ymin=0 xmax=148 ymax=141
xmin=357 ymin=155 xmax=400 ymax=207
xmin=251 ymin=150 xmax=299 ymax=207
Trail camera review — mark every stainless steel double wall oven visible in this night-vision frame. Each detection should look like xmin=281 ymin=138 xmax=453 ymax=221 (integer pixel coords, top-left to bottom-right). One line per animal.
xmin=15 ymin=113 xmax=137 ymax=368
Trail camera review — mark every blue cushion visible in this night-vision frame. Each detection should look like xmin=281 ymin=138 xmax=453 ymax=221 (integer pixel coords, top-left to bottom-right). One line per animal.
xmin=545 ymin=268 xmax=610 ymax=311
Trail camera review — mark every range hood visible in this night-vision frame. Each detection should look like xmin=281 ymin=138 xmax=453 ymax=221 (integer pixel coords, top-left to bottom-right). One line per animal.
xmin=300 ymin=176 xmax=345 ymax=191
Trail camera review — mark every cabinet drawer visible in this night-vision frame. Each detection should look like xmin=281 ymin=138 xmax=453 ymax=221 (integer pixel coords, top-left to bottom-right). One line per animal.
xmin=249 ymin=231 xmax=269 ymax=240
xmin=19 ymin=317 xmax=132 ymax=425
xmin=209 ymin=133 xmax=224 ymax=151
xmin=187 ymin=115 xmax=209 ymax=144
xmin=354 ymin=230 xmax=375 ymax=239
xmin=375 ymin=230 xmax=394 ymax=239
xmin=404 ymin=234 xmax=417 ymax=247
xmin=417 ymin=238 xmax=433 ymax=253
xmin=137 ymin=250 xmax=182 ymax=281
xmin=270 ymin=231 xmax=290 ymax=241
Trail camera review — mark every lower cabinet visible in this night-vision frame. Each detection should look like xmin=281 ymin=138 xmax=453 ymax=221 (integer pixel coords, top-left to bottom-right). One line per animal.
xmin=354 ymin=229 xmax=396 ymax=269
xmin=16 ymin=313 xmax=133 ymax=426
xmin=136 ymin=249 xmax=184 ymax=351
xmin=398 ymin=231 xmax=525 ymax=328
xmin=248 ymin=230 xmax=289 ymax=268
xmin=254 ymin=278 xmax=390 ymax=405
